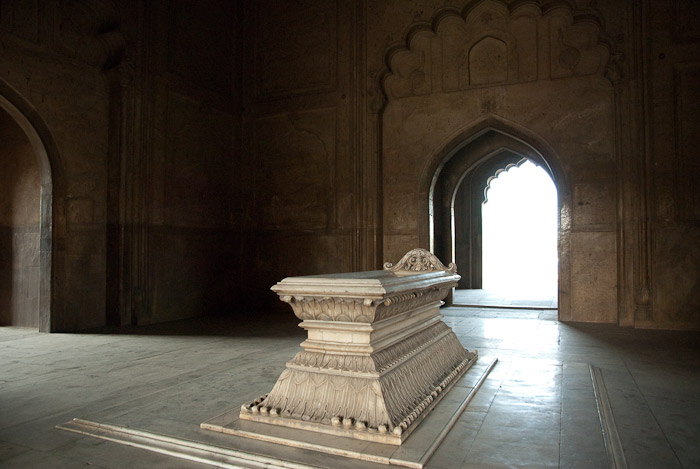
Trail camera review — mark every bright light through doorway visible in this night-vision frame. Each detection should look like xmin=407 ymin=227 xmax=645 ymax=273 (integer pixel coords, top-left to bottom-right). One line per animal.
xmin=481 ymin=160 xmax=557 ymax=297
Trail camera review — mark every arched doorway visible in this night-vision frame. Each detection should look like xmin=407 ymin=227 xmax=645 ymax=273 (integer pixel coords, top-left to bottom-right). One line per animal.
xmin=429 ymin=124 xmax=568 ymax=315
xmin=0 ymin=108 xmax=40 ymax=327
xmin=481 ymin=159 xmax=558 ymax=299
xmin=0 ymin=84 xmax=59 ymax=332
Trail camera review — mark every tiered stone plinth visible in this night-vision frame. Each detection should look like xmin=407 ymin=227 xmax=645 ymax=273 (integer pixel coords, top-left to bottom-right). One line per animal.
xmin=238 ymin=249 xmax=477 ymax=445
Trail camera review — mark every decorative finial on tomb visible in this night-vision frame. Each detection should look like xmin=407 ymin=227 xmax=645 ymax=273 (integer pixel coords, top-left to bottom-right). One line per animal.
xmin=383 ymin=248 xmax=457 ymax=275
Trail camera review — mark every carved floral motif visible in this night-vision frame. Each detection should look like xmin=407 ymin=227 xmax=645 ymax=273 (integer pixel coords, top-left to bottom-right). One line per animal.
xmin=281 ymin=296 xmax=377 ymax=322
xmin=241 ymin=332 xmax=476 ymax=437
xmin=383 ymin=248 xmax=457 ymax=274
xmin=280 ymin=282 xmax=454 ymax=323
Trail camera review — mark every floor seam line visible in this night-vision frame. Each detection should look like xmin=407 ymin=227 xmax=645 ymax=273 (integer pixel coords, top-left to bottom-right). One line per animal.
xmin=622 ymin=358 xmax=684 ymax=468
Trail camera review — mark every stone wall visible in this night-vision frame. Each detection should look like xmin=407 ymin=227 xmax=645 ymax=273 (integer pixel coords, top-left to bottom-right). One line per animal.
xmin=237 ymin=0 xmax=366 ymax=311
xmin=0 ymin=0 xmax=114 ymax=331
xmin=115 ymin=0 xmax=239 ymax=325
xmin=0 ymin=0 xmax=698 ymax=331
xmin=0 ymin=0 xmax=238 ymax=330
xmin=238 ymin=0 xmax=700 ymax=329
xmin=640 ymin=0 xmax=700 ymax=328
xmin=379 ymin=2 xmax=617 ymax=323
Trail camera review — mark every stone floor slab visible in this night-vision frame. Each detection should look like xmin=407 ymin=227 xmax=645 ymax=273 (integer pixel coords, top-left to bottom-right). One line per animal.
xmin=1 ymin=309 xmax=699 ymax=468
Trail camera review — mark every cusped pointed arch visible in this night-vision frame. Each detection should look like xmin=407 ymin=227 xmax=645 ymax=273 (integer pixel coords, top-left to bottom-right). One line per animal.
xmin=425 ymin=116 xmax=571 ymax=315
xmin=423 ymin=114 xmax=567 ymax=213
xmin=482 ymin=156 xmax=530 ymax=204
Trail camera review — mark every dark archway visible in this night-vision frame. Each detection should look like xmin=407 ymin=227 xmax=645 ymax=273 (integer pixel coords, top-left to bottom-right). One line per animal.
xmin=0 ymin=108 xmax=41 ymax=327
xmin=0 ymin=80 xmax=64 ymax=332
xmin=428 ymin=120 xmax=570 ymax=314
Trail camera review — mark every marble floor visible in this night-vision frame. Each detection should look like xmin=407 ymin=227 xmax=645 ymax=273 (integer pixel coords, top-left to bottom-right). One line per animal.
xmin=0 ymin=306 xmax=699 ymax=468
xmin=453 ymin=288 xmax=558 ymax=309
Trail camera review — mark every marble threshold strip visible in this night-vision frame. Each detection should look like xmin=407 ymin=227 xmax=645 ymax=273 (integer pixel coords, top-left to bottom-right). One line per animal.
xmin=451 ymin=302 xmax=557 ymax=311
xmin=56 ymin=358 xmax=498 ymax=469
xmin=56 ymin=418 xmax=312 ymax=469
xmin=415 ymin=357 xmax=498 ymax=468
xmin=589 ymin=365 xmax=629 ymax=469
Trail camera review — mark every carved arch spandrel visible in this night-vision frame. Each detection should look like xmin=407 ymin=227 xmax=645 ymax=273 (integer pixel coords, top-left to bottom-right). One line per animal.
xmin=381 ymin=0 xmax=614 ymax=101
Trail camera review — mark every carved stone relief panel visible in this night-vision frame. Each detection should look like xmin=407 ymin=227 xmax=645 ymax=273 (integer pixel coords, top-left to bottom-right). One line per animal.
xmin=383 ymin=0 xmax=611 ymax=100
xmin=254 ymin=108 xmax=336 ymax=231
xmin=509 ymin=12 xmax=538 ymax=82
xmin=547 ymin=8 xmax=609 ymax=79
xmin=469 ymin=36 xmax=508 ymax=85
xmin=253 ymin=0 xmax=337 ymax=100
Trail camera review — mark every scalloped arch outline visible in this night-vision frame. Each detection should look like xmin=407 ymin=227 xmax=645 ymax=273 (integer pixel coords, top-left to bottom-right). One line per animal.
xmin=379 ymin=0 xmax=616 ymax=104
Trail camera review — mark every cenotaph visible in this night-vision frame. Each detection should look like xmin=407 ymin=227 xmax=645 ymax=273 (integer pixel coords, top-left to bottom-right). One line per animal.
xmin=237 ymin=249 xmax=477 ymax=445
xmin=57 ymin=249 xmax=488 ymax=468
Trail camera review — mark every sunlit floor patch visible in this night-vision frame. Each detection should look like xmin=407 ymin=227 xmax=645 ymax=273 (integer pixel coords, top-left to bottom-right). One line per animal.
xmin=453 ymin=288 xmax=557 ymax=309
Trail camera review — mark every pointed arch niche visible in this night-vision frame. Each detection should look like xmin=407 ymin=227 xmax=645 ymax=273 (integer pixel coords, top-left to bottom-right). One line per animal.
xmin=0 ymin=80 xmax=64 ymax=332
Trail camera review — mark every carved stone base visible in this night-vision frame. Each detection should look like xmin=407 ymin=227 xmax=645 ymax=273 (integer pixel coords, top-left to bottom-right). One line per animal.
xmin=240 ymin=324 xmax=476 ymax=444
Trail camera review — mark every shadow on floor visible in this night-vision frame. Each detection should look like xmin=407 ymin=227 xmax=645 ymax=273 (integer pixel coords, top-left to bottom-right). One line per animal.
xmin=78 ymin=311 xmax=304 ymax=338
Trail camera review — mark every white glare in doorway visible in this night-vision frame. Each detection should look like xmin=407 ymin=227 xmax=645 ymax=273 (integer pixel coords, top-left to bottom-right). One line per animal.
xmin=481 ymin=160 xmax=557 ymax=297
